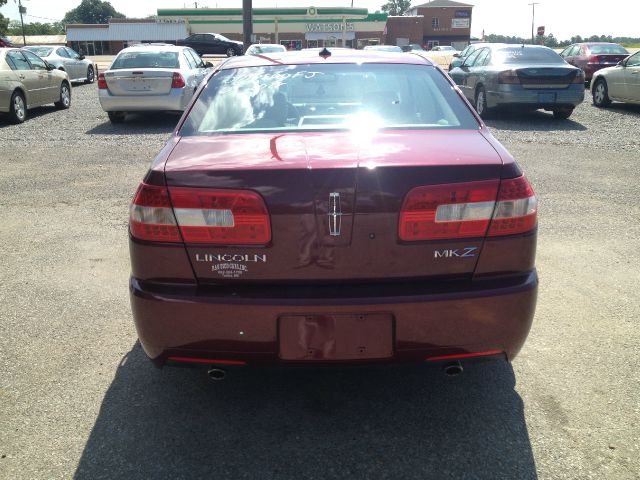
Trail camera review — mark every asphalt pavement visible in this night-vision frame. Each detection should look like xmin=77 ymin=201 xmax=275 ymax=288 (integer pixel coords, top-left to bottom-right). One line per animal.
xmin=0 ymin=83 xmax=638 ymax=480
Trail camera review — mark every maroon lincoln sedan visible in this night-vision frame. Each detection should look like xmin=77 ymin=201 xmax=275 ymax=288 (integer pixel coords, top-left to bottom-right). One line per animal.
xmin=129 ymin=49 xmax=538 ymax=378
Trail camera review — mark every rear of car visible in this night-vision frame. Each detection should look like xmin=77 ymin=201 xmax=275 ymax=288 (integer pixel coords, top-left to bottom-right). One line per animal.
xmin=245 ymin=44 xmax=287 ymax=56
xmin=562 ymin=43 xmax=629 ymax=81
xmin=129 ymin=51 xmax=538 ymax=370
xmin=98 ymin=46 xmax=209 ymax=122
xmin=450 ymin=45 xmax=584 ymax=119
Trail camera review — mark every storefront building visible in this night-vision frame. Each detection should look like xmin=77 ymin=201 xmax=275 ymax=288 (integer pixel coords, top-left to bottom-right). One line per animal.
xmin=401 ymin=0 xmax=473 ymax=50
xmin=156 ymin=7 xmax=387 ymax=50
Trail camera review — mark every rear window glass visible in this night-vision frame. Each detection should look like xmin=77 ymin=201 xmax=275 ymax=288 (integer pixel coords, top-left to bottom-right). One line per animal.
xmin=494 ymin=47 xmax=564 ymax=64
xmin=588 ymin=44 xmax=628 ymax=54
xmin=251 ymin=45 xmax=286 ymax=54
xmin=110 ymin=51 xmax=179 ymax=69
xmin=181 ymin=63 xmax=478 ymax=136
xmin=25 ymin=47 xmax=53 ymax=57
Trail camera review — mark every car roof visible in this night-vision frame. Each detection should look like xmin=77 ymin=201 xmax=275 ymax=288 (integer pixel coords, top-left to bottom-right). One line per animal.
xmin=248 ymin=44 xmax=284 ymax=48
xmin=220 ymin=48 xmax=436 ymax=69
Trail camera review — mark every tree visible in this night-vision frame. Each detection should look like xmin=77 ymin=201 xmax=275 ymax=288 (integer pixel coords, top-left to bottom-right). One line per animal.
xmin=7 ymin=20 xmax=65 ymax=35
xmin=381 ymin=0 xmax=411 ymax=16
xmin=63 ymin=0 xmax=125 ymax=24
xmin=0 ymin=0 xmax=9 ymax=35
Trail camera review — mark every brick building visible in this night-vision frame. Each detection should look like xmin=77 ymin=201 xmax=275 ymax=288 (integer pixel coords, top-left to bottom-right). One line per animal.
xmin=386 ymin=0 xmax=473 ymax=50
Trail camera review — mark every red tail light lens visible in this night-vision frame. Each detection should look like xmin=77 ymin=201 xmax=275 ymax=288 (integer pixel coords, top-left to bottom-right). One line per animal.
xmin=130 ymin=184 xmax=181 ymax=242
xmin=487 ymin=176 xmax=537 ymax=236
xmin=97 ymin=73 xmax=107 ymax=89
xmin=399 ymin=176 xmax=537 ymax=241
xmin=171 ymin=72 xmax=186 ymax=88
xmin=169 ymin=188 xmax=271 ymax=245
xmin=399 ymin=180 xmax=499 ymax=241
xmin=498 ymin=70 xmax=520 ymax=84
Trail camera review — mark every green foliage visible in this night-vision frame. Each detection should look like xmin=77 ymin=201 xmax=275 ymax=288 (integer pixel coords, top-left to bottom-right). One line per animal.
xmin=63 ymin=0 xmax=126 ymax=24
xmin=381 ymin=0 xmax=411 ymax=16
xmin=484 ymin=32 xmax=640 ymax=49
xmin=0 ymin=0 xmax=9 ymax=35
xmin=7 ymin=20 xmax=65 ymax=35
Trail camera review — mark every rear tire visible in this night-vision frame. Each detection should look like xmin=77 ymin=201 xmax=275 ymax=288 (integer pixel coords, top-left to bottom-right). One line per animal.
xmin=592 ymin=79 xmax=611 ymax=108
xmin=85 ymin=65 xmax=95 ymax=84
xmin=108 ymin=111 xmax=125 ymax=123
xmin=552 ymin=107 xmax=574 ymax=120
xmin=8 ymin=91 xmax=26 ymax=124
xmin=226 ymin=47 xmax=237 ymax=57
xmin=54 ymin=82 xmax=71 ymax=109
xmin=474 ymin=86 xmax=493 ymax=119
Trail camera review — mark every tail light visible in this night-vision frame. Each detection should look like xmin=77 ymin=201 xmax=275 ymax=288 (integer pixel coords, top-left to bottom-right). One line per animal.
xmin=399 ymin=176 xmax=537 ymax=241
xmin=171 ymin=72 xmax=186 ymax=88
xmin=487 ymin=176 xmax=537 ymax=236
xmin=130 ymin=184 xmax=271 ymax=245
xmin=130 ymin=184 xmax=181 ymax=242
xmin=498 ymin=70 xmax=520 ymax=84
xmin=399 ymin=180 xmax=499 ymax=241
xmin=169 ymin=187 xmax=271 ymax=245
xmin=572 ymin=70 xmax=585 ymax=83
xmin=97 ymin=73 xmax=107 ymax=89
xmin=587 ymin=55 xmax=602 ymax=64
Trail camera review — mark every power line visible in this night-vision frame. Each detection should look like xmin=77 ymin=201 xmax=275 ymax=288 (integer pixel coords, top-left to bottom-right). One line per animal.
xmin=25 ymin=14 xmax=63 ymax=22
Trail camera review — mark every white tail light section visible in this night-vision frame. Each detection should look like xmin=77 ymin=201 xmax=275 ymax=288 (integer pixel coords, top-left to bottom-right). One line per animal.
xmin=169 ymin=187 xmax=271 ymax=245
xmin=399 ymin=176 xmax=537 ymax=241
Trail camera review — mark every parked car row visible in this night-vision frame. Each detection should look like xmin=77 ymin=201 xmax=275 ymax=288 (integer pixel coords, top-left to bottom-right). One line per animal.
xmin=0 ymin=47 xmax=71 ymax=123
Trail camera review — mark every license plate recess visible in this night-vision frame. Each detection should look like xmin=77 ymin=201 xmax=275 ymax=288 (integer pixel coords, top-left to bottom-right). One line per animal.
xmin=279 ymin=313 xmax=393 ymax=361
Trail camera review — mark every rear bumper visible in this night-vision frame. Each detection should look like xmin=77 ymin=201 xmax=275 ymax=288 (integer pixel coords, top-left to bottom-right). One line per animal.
xmin=99 ymin=88 xmax=188 ymax=112
xmin=487 ymin=85 xmax=584 ymax=109
xmin=130 ymin=270 xmax=538 ymax=367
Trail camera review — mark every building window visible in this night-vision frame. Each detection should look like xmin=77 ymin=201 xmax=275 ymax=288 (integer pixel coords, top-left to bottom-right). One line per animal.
xmin=431 ymin=17 xmax=439 ymax=29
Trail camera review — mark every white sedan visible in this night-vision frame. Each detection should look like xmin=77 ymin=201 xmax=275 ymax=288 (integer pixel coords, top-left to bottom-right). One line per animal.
xmin=98 ymin=45 xmax=213 ymax=123
xmin=592 ymin=50 xmax=640 ymax=107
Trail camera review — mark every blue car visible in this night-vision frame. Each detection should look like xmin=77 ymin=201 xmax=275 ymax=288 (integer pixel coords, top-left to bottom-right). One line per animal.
xmin=448 ymin=44 xmax=585 ymax=119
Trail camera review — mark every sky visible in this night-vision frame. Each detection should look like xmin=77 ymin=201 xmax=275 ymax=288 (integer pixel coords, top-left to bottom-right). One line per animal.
xmin=2 ymin=0 xmax=637 ymax=40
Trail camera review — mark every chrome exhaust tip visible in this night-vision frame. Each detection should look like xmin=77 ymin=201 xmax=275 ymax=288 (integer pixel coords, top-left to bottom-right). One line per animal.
xmin=207 ymin=368 xmax=227 ymax=381
xmin=443 ymin=361 xmax=463 ymax=376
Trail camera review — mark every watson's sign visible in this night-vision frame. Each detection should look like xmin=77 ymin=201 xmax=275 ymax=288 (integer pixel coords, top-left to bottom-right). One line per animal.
xmin=306 ymin=23 xmax=355 ymax=32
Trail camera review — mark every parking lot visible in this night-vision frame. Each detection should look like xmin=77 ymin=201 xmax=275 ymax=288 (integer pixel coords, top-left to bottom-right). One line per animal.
xmin=0 ymin=82 xmax=639 ymax=479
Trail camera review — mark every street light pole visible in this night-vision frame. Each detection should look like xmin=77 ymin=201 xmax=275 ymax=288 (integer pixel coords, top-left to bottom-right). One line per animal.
xmin=18 ymin=0 xmax=27 ymax=46
xmin=242 ymin=0 xmax=252 ymax=49
xmin=528 ymin=2 xmax=539 ymax=45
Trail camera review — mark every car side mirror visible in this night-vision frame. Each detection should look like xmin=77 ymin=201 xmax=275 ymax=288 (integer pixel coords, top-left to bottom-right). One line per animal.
xmin=617 ymin=59 xmax=626 ymax=67
xmin=204 ymin=61 xmax=214 ymax=68
xmin=453 ymin=53 xmax=460 ymax=58
xmin=78 ymin=54 xmax=85 ymax=60
xmin=45 ymin=61 xmax=56 ymax=71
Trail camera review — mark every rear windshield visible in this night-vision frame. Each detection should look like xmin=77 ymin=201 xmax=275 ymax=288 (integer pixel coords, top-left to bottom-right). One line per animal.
xmin=25 ymin=46 xmax=52 ymax=57
xmin=588 ymin=44 xmax=628 ymax=54
xmin=181 ymin=63 xmax=478 ymax=136
xmin=252 ymin=45 xmax=285 ymax=54
xmin=494 ymin=47 xmax=564 ymax=64
xmin=110 ymin=51 xmax=179 ymax=69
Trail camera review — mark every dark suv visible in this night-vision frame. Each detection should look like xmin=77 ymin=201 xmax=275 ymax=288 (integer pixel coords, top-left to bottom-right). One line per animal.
xmin=176 ymin=33 xmax=243 ymax=57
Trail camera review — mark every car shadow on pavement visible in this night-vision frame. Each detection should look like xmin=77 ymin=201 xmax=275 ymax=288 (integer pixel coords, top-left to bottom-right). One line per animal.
xmin=485 ymin=110 xmax=587 ymax=132
xmin=0 ymin=106 xmax=58 ymax=128
xmin=74 ymin=343 xmax=537 ymax=479
xmin=86 ymin=113 xmax=180 ymax=135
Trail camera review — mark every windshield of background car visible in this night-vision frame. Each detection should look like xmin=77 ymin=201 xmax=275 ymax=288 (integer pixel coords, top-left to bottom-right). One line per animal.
xmin=588 ymin=44 xmax=628 ymax=54
xmin=181 ymin=63 xmax=479 ymax=136
xmin=110 ymin=51 xmax=180 ymax=69
xmin=25 ymin=46 xmax=53 ymax=57
xmin=494 ymin=48 xmax=565 ymax=64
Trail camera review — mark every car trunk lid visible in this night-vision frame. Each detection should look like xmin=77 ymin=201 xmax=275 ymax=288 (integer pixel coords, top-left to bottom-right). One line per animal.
xmin=164 ymin=130 xmax=505 ymax=284
xmin=515 ymin=67 xmax=579 ymax=89
xmin=104 ymin=69 xmax=175 ymax=96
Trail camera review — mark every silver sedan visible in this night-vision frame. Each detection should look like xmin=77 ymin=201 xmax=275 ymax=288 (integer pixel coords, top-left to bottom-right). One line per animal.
xmin=24 ymin=45 xmax=96 ymax=84
xmin=98 ymin=45 xmax=213 ymax=123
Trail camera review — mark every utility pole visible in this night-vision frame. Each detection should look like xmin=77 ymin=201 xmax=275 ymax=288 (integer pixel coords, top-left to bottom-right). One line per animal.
xmin=18 ymin=0 xmax=27 ymax=46
xmin=528 ymin=2 xmax=539 ymax=45
xmin=242 ymin=0 xmax=252 ymax=49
